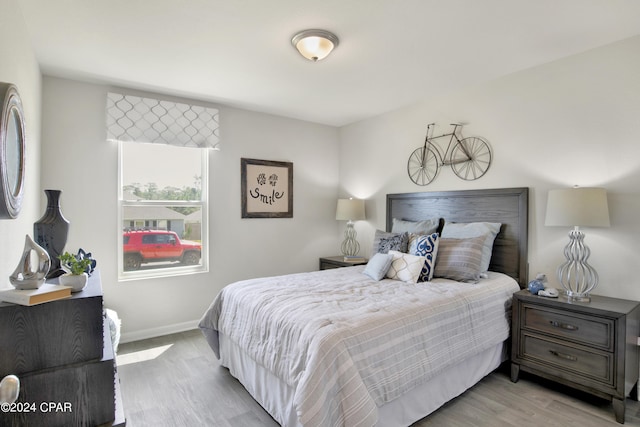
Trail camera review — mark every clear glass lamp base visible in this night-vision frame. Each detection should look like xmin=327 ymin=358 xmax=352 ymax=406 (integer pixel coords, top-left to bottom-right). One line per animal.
xmin=565 ymin=290 xmax=591 ymax=303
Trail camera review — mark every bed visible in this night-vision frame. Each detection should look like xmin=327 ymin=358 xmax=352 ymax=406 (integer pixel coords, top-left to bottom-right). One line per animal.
xmin=200 ymin=187 xmax=529 ymax=427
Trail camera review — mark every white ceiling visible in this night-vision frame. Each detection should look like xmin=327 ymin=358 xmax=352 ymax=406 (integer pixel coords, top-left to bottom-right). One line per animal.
xmin=17 ymin=0 xmax=640 ymax=127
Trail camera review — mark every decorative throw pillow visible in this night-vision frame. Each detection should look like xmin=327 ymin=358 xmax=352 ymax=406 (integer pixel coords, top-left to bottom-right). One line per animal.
xmin=433 ymin=236 xmax=485 ymax=282
xmin=408 ymin=233 xmax=440 ymax=282
xmin=441 ymin=221 xmax=501 ymax=272
xmin=391 ymin=218 xmax=440 ymax=235
xmin=362 ymin=253 xmax=394 ymax=281
xmin=386 ymin=250 xmax=426 ymax=283
xmin=372 ymin=230 xmax=409 ymax=254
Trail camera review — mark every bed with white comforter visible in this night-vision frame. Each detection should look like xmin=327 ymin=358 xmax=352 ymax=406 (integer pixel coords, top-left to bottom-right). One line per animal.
xmin=199 ymin=265 xmax=520 ymax=427
xmin=200 ymin=187 xmax=529 ymax=426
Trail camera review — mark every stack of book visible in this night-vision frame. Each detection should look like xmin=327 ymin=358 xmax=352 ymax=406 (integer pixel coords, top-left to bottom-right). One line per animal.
xmin=343 ymin=256 xmax=367 ymax=263
xmin=0 ymin=284 xmax=72 ymax=306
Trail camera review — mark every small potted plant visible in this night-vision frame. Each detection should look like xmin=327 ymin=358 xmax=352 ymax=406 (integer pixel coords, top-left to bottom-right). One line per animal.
xmin=58 ymin=252 xmax=92 ymax=292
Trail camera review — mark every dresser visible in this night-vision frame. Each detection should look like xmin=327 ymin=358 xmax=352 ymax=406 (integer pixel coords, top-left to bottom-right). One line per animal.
xmin=0 ymin=271 xmax=125 ymax=426
xmin=511 ymin=289 xmax=640 ymax=423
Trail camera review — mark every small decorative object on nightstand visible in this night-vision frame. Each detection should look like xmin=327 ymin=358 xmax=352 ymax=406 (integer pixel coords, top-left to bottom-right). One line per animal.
xmin=511 ymin=289 xmax=640 ymax=423
xmin=527 ymin=279 xmax=545 ymax=295
xmin=319 ymin=256 xmax=368 ymax=270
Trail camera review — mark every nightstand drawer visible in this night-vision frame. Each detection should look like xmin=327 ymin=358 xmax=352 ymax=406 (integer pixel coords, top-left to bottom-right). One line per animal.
xmin=522 ymin=334 xmax=614 ymax=386
xmin=522 ymin=304 xmax=613 ymax=350
xmin=319 ymin=256 xmax=368 ymax=270
xmin=320 ymin=262 xmax=341 ymax=270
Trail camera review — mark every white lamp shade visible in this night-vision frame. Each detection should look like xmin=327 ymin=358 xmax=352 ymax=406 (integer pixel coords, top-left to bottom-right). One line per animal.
xmin=336 ymin=198 xmax=365 ymax=221
xmin=545 ymin=187 xmax=610 ymax=227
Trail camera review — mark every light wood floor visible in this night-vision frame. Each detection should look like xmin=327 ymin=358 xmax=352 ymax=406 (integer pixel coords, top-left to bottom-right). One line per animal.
xmin=117 ymin=329 xmax=640 ymax=426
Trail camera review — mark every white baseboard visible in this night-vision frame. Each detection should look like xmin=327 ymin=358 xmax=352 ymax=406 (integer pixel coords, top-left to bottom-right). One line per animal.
xmin=119 ymin=320 xmax=200 ymax=344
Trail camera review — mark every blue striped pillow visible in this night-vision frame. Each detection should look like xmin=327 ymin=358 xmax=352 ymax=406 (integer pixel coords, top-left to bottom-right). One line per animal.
xmin=408 ymin=233 xmax=440 ymax=282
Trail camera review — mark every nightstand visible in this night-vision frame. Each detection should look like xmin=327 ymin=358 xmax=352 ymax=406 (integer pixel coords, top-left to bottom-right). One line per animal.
xmin=511 ymin=289 xmax=640 ymax=423
xmin=319 ymin=256 xmax=368 ymax=270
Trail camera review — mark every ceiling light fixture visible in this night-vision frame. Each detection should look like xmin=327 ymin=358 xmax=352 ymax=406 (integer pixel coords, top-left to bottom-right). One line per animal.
xmin=291 ymin=29 xmax=339 ymax=62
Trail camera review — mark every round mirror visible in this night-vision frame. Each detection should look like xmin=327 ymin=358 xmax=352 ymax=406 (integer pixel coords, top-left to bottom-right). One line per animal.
xmin=0 ymin=83 xmax=26 ymax=219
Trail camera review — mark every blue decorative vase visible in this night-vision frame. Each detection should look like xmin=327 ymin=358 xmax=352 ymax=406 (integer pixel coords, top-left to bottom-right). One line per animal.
xmin=528 ymin=280 xmax=545 ymax=295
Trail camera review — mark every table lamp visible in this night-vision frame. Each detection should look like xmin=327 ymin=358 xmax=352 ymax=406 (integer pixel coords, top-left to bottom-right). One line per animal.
xmin=336 ymin=198 xmax=366 ymax=256
xmin=545 ymin=187 xmax=610 ymax=302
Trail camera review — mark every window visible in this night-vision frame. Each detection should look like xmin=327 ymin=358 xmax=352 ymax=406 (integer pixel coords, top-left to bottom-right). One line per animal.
xmin=118 ymin=142 xmax=208 ymax=280
xmin=107 ymin=91 xmax=218 ymax=281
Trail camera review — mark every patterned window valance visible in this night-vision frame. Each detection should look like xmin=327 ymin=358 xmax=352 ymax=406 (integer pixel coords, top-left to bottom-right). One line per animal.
xmin=106 ymin=92 xmax=220 ymax=149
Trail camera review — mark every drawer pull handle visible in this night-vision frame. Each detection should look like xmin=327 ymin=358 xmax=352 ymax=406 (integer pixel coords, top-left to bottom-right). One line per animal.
xmin=549 ymin=350 xmax=578 ymax=362
xmin=549 ymin=320 xmax=578 ymax=331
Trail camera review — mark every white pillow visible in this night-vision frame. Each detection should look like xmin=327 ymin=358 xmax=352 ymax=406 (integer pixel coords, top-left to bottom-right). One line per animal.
xmin=362 ymin=253 xmax=394 ymax=281
xmin=385 ymin=250 xmax=426 ymax=283
xmin=441 ymin=221 xmax=501 ymax=272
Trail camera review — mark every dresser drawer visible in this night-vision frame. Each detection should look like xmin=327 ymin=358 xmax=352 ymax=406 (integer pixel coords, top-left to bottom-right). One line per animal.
xmin=522 ymin=334 xmax=614 ymax=386
xmin=522 ymin=304 xmax=613 ymax=350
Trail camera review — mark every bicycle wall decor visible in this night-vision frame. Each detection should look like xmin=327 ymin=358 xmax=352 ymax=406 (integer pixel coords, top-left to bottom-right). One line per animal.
xmin=407 ymin=123 xmax=492 ymax=185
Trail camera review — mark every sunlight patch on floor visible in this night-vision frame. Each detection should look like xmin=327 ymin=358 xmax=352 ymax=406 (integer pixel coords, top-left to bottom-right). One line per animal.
xmin=116 ymin=344 xmax=173 ymax=366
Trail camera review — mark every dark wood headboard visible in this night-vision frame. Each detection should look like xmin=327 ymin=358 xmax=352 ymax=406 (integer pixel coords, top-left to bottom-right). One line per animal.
xmin=386 ymin=187 xmax=529 ymax=288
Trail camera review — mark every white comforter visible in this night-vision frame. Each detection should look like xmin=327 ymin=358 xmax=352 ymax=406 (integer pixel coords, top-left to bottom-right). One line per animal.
xmin=199 ymin=266 xmax=519 ymax=427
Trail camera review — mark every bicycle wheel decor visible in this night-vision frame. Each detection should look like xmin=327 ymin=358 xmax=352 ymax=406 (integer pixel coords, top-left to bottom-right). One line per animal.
xmin=407 ymin=143 xmax=439 ymax=186
xmin=449 ymin=136 xmax=492 ymax=181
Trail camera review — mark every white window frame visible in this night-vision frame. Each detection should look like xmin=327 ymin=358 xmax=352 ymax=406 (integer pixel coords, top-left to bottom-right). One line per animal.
xmin=117 ymin=141 xmax=209 ymax=281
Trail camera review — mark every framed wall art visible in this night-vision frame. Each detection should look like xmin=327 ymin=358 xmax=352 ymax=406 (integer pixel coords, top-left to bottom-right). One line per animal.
xmin=241 ymin=158 xmax=293 ymax=218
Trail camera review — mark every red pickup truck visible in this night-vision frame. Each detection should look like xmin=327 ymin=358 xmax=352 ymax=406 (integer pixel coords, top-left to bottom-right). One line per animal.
xmin=123 ymin=230 xmax=201 ymax=270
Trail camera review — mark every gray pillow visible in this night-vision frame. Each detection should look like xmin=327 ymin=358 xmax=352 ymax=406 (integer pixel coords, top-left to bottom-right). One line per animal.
xmin=433 ymin=236 xmax=485 ymax=282
xmin=372 ymin=230 xmax=409 ymax=254
xmin=391 ymin=218 xmax=440 ymax=235
xmin=362 ymin=253 xmax=394 ymax=281
xmin=441 ymin=221 xmax=501 ymax=272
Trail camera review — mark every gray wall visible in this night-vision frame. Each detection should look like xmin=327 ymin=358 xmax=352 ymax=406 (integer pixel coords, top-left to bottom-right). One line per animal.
xmin=40 ymin=77 xmax=340 ymax=341
xmin=339 ymin=35 xmax=640 ymax=301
